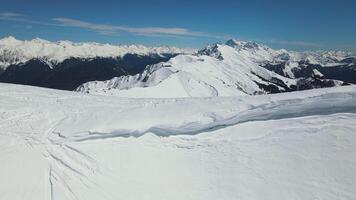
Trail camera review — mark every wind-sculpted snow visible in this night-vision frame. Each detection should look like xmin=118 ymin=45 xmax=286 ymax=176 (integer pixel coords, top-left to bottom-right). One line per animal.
xmin=1 ymin=83 xmax=356 ymax=200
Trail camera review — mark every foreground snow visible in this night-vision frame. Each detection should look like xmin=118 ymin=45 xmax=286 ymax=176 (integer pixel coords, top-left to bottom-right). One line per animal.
xmin=1 ymin=83 xmax=356 ymax=200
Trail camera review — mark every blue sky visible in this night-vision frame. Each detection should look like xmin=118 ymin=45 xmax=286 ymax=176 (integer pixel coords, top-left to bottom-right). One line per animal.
xmin=0 ymin=0 xmax=355 ymax=50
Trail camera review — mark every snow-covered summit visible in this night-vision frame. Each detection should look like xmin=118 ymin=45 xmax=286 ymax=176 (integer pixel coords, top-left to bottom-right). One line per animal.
xmin=225 ymin=39 xmax=264 ymax=50
xmin=0 ymin=36 xmax=194 ymax=69
xmin=198 ymin=39 xmax=287 ymax=63
xmin=0 ymin=36 xmax=22 ymax=45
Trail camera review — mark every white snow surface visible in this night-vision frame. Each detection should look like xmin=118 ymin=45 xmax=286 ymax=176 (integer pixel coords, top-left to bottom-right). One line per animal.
xmin=0 ymin=36 xmax=193 ymax=69
xmin=1 ymin=83 xmax=356 ymax=200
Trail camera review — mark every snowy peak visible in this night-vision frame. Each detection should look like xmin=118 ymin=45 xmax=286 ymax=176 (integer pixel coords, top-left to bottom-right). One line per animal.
xmin=0 ymin=36 xmax=22 ymax=46
xmin=197 ymin=39 xmax=281 ymax=63
xmin=30 ymin=37 xmax=51 ymax=44
xmin=225 ymin=39 xmax=244 ymax=47
xmin=225 ymin=39 xmax=261 ymax=50
xmin=197 ymin=43 xmax=224 ymax=60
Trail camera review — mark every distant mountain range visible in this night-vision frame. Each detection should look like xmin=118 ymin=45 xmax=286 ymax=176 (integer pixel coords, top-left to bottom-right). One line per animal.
xmin=0 ymin=36 xmax=192 ymax=90
xmin=0 ymin=37 xmax=355 ymax=94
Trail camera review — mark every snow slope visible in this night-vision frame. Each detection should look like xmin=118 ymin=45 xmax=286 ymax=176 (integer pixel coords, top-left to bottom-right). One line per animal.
xmin=1 ymin=83 xmax=356 ymax=200
xmin=0 ymin=36 xmax=193 ymax=69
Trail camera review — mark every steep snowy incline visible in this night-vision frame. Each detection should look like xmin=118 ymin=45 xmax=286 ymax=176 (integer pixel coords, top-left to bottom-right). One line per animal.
xmin=1 ymin=83 xmax=356 ymax=200
xmin=0 ymin=36 xmax=193 ymax=69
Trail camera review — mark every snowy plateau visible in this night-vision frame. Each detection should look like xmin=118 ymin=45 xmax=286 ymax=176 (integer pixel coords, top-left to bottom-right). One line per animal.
xmin=0 ymin=37 xmax=356 ymax=200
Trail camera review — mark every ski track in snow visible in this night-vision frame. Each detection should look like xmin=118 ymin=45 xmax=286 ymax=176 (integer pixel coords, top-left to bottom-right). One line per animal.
xmin=1 ymin=83 xmax=356 ymax=200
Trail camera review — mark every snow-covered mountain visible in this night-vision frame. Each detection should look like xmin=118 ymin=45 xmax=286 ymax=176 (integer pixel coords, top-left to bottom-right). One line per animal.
xmin=0 ymin=36 xmax=193 ymax=69
xmin=77 ymin=39 xmax=353 ymax=97
xmin=1 ymin=37 xmax=354 ymax=94
xmin=1 ymin=82 xmax=356 ymax=200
